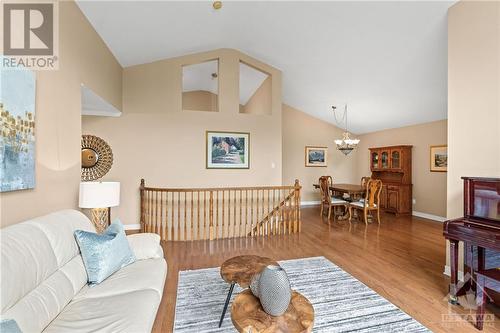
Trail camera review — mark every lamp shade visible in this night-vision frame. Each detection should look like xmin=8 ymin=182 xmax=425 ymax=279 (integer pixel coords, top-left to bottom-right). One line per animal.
xmin=79 ymin=182 xmax=120 ymax=209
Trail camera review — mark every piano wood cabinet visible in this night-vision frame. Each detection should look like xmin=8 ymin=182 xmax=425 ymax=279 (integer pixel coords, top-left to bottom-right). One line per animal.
xmin=369 ymin=145 xmax=412 ymax=215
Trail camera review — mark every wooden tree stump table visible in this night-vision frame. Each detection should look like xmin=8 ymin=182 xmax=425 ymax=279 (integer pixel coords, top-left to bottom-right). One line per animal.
xmin=231 ymin=289 xmax=314 ymax=333
xmin=219 ymin=255 xmax=278 ymax=327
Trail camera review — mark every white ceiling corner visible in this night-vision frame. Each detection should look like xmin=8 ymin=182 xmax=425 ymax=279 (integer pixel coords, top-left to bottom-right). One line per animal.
xmin=182 ymin=60 xmax=219 ymax=95
xmin=81 ymin=85 xmax=122 ymax=117
xmin=239 ymin=62 xmax=268 ymax=105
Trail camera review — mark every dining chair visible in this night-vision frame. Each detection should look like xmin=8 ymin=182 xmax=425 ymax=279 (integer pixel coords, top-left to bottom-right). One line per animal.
xmin=319 ymin=176 xmax=348 ymax=220
xmin=361 ymin=177 xmax=371 ymax=188
xmin=348 ymin=179 xmax=382 ymax=224
xmin=358 ymin=177 xmax=371 ymax=203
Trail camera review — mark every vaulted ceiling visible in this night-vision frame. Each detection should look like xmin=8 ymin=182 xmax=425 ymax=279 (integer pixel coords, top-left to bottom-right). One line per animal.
xmin=76 ymin=1 xmax=453 ymax=134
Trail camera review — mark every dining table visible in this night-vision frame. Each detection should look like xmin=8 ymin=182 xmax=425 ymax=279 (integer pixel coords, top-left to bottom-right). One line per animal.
xmin=313 ymin=183 xmax=366 ymax=220
xmin=312 ymin=183 xmax=366 ymax=201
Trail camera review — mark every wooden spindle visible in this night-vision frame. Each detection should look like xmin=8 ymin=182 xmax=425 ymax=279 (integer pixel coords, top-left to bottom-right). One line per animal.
xmin=197 ymin=191 xmax=201 ymax=240
xmin=155 ymin=191 xmax=159 ymax=235
xmin=222 ymin=190 xmax=225 ymax=239
xmin=209 ymin=190 xmax=214 ymax=240
xmin=233 ymin=190 xmax=237 ymax=238
xmin=190 ymin=191 xmax=194 ymax=241
xmin=164 ymin=191 xmax=167 ymax=240
xmin=177 ymin=192 xmax=182 ymax=240
xmin=148 ymin=190 xmax=152 ymax=233
xmin=228 ymin=190 xmax=232 ymax=238
xmin=159 ymin=192 xmax=165 ymax=239
xmin=239 ymin=190 xmax=242 ymax=237
xmin=262 ymin=189 xmax=266 ymax=236
xmin=250 ymin=190 xmax=254 ymax=237
xmin=170 ymin=192 xmax=174 ymax=241
xmin=216 ymin=190 xmax=219 ymax=239
xmin=203 ymin=191 xmax=207 ymax=240
xmin=256 ymin=190 xmax=260 ymax=236
xmin=245 ymin=190 xmax=248 ymax=237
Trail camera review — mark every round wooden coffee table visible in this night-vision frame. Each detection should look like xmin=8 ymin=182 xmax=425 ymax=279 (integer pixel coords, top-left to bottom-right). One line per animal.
xmin=218 ymin=255 xmax=278 ymax=327
xmin=231 ymin=289 xmax=314 ymax=333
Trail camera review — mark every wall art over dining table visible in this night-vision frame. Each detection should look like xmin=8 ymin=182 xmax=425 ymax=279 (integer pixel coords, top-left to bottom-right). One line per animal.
xmin=305 ymin=146 xmax=328 ymax=167
xmin=0 ymin=68 xmax=36 ymax=192
xmin=206 ymin=131 xmax=249 ymax=169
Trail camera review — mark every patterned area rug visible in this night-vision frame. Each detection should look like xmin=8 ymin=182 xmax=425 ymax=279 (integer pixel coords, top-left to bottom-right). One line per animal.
xmin=174 ymin=256 xmax=429 ymax=332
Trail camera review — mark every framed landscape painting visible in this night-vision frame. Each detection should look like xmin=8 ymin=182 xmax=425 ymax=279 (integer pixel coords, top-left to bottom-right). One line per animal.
xmin=0 ymin=68 xmax=36 ymax=192
xmin=206 ymin=131 xmax=249 ymax=169
xmin=430 ymin=145 xmax=447 ymax=172
xmin=305 ymin=146 xmax=327 ymax=167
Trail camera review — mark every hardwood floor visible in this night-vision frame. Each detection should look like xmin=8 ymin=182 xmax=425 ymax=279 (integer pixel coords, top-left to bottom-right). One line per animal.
xmin=153 ymin=206 xmax=498 ymax=332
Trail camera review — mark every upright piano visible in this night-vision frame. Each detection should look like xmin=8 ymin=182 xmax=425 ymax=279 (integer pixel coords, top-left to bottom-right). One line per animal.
xmin=443 ymin=177 xmax=500 ymax=302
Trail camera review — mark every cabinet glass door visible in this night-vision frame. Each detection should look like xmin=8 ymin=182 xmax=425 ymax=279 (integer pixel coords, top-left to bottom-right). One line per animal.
xmin=371 ymin=151 xmax=379 ymax=169
xmin=391 ymin=150 xmax=401 ymax=169
xmin=381 ymin=151 xmax=389 ymax=168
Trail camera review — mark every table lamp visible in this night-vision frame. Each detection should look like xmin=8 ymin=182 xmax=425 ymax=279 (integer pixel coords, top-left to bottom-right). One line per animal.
xmin=79 ymin=181 xmax=120 ymax=233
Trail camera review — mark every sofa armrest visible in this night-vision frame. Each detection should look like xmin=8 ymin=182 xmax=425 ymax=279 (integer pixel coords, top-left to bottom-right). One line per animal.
xmin=127 ymin=233 xmax=164 ymax=260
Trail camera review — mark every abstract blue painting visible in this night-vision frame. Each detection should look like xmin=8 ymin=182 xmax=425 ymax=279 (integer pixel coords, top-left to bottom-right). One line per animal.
xmin=0 ymin=68 xmax=36 ymax=192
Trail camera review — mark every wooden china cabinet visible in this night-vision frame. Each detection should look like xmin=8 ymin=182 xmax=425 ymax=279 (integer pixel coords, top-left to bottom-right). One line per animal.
xmin=369 ymin=145 xmax=412 ymax=215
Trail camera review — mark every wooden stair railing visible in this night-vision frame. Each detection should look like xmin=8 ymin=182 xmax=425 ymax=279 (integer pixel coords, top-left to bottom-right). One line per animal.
xmin=139 ymin=179 xmax=301 ymax=241
xmin=248 ymin=188 xmax=299 ymax=236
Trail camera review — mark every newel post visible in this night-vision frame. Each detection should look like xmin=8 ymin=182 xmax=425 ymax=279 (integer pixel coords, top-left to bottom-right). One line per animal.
xmin=294 ymin=179 xmax=301 ymax=232
xmin=140 ymin=179 xmax=145 ymax=233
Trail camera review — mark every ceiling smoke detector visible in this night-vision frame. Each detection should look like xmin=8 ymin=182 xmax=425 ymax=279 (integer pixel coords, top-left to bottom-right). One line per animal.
xmin=213 ymin=1 xmax=222 ymax=10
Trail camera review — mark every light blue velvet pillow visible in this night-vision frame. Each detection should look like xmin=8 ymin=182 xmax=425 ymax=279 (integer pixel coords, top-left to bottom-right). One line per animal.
xmin=74 ymin=219 xmax=136 ymax=285
xmin=0 ymin=319 xmax=22 ymax=333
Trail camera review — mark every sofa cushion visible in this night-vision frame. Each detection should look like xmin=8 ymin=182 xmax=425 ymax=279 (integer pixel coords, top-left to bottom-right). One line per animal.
xmin=74 ymin=258 xmax=167 ymax=301
xmin=126 ymin=233 xmax=163 ymax=260
xmin=45 ymin=256 xmax=167 ymax=333
xmin=2 ymin=256 xmax=88 ymax=333
xmin=43 ymin=290 xmax=161 ymax=333
xmin=1 ymin=210 xmax=94 ymax=333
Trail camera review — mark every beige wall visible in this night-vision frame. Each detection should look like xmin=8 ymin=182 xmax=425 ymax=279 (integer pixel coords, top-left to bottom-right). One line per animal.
xmin=356 ymin=120 xmax=448 ymax=217
xmin=445 ymin=0 xmax=500 ymax=271
xmin=241 ymin=76 xmax=272 ymax=115
xmin=182 ymin=91 xmax=218 ymax=112
xmin=282 ymin=104 xmax=357 ymax=202
xmin=447 ymin=0 xmax=500 ymax=219
xmin=0 ymin=1 xmax=122 ymax=227
xmin=83 ymin=49 xmax=282 ymax=226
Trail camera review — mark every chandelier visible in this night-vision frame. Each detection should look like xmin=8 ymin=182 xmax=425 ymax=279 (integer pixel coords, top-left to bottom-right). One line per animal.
xmin=332 ymin=105 xmax=360 ymax=155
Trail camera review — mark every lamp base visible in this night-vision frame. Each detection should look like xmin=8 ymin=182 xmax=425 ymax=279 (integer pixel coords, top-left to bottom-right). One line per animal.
xmin=91 ymin=207 xmax=110 ymax=233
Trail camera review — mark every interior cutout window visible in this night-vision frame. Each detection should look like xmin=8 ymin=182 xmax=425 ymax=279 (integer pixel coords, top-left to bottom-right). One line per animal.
xmin=182 ymin=59 xmax=219 ymax=112
xmin=239 ymin=62 xmax=271 ymax=115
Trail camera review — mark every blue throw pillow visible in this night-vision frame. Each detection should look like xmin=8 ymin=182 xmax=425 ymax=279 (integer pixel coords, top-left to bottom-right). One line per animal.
xmin=0 ymin=319 xmax=22 ymax=333
xmin=74 ymin=219 xmax=136 ymax=284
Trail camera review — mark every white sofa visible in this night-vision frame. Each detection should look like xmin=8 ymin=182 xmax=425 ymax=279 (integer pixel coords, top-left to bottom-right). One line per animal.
xmin=0 ymin=210 xmax=167 ymax=333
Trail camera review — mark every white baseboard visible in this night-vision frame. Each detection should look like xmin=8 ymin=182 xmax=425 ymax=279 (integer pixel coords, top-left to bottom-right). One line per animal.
xmin=412 ymin=211 xmax=446 ymax=222
xmin=443 ymin=265 xmax=464 ymax=281
xmin=301 ymin=201 xmax=320 ymax=206
xmin=124 ymin=224 xmax=141 ymax=230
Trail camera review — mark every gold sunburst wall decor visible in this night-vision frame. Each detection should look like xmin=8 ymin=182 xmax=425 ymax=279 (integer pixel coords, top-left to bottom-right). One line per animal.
xmin=81 ymin=135 xmax=113 ymax=181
